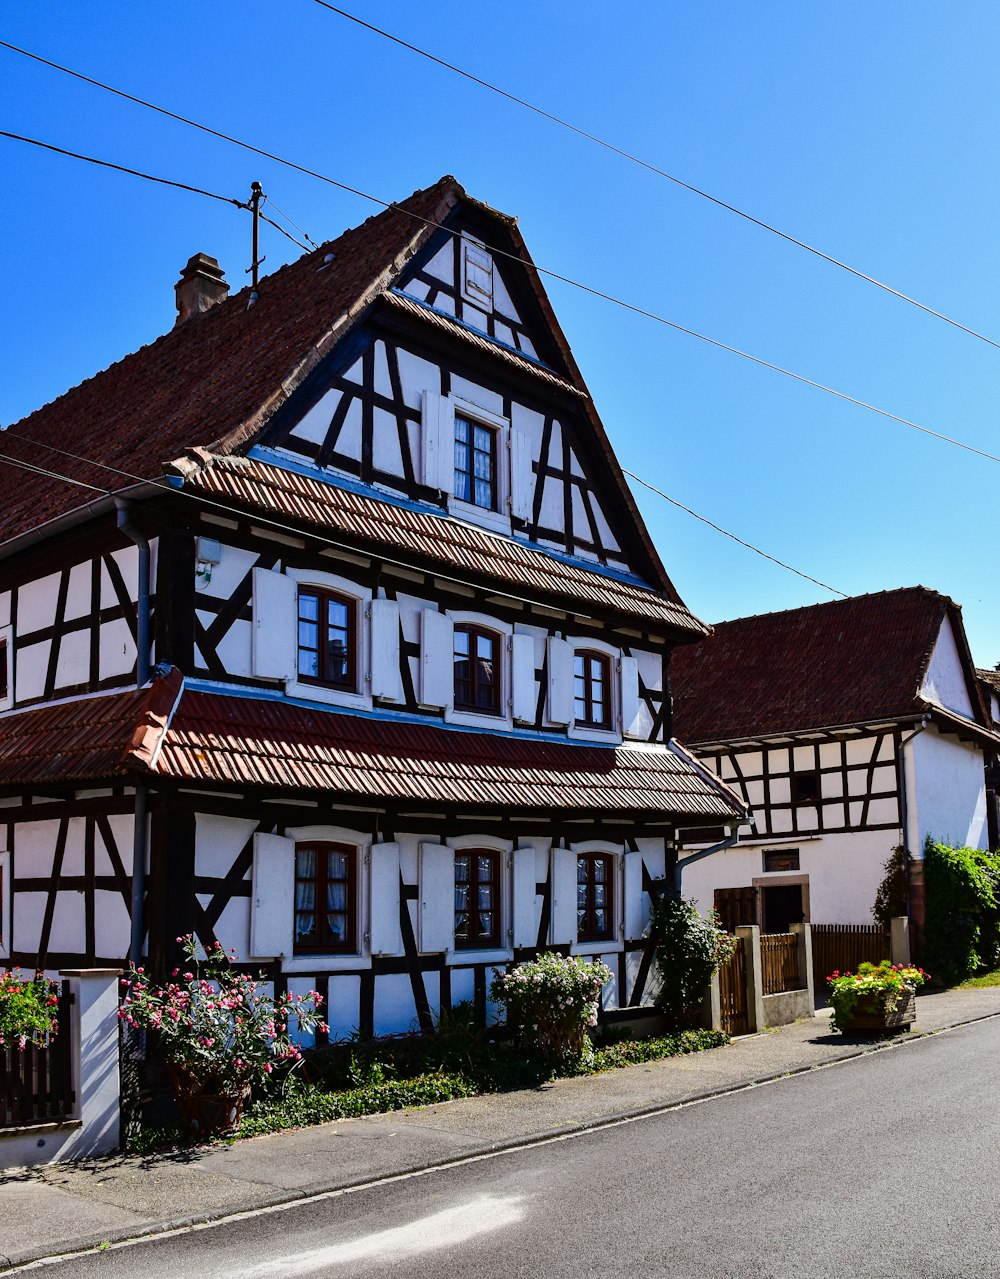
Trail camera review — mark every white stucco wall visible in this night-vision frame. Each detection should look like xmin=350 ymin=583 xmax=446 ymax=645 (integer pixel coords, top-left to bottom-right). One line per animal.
xmin=909 ymin=724 xmax=988 ymax=852
xmin=921 ymin=617 xmax=974 ymax=717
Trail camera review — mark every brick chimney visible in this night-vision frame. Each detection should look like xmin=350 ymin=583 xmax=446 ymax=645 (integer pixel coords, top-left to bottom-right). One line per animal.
xmin=174 ymin=253 xmax=229 ymax=325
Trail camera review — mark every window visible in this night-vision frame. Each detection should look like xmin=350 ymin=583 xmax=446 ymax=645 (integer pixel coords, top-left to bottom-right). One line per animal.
xmin=294 ymin=841 xmax=357 ymax=954
xmin=454 ymin=849 xmax=501 ymax=949
xmin=297 ymin=588 xmax=356 ymax=690
xmin=453 ymin=415 xmax=497 ymax=511
xmin=791 ymin=771 xmax=820 ymax=805
xmin=454 ymin=624 xmax=501 ymax=715
xmin=577 ymin=853 xmax=614 ymax=942
xmin=763 ymin=848 xmax=800 ymax=873
xmin=574 ymin=650 xmax=612 ymax=729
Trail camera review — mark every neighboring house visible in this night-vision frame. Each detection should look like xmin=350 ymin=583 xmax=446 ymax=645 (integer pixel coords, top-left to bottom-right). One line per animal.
xmin=0 ymin=175 xmax=744 ymax=1036
xmin=670 ymin=587 xmax=1000 ymax=932
xmin=975 ymin=666 xmax=1000 ymax=849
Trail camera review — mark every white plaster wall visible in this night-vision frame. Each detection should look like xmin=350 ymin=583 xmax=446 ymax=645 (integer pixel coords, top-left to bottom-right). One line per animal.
xmin=921 ymin=618 xmax=974 ymax=716
xmin=681 ymin=829 xmax=900 ymax=926
xmin=910 ymin=725 xmax=988 ymax=851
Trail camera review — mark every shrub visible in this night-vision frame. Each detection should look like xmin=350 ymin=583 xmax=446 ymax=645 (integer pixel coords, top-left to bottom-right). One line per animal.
xmin=872 ymin=846 xmax=907 ymax=929
xmin=490 ymin=952 xmax=612 ymax=1065
xmin=827 ymin=961 xmax=928 ymax=1034
xmin=651 ymin=892 xmax=735 ymax=1029
xmin=119 ymin=935 xmax=327 ymax=1097
xmin=924 ymin=842 xmax=1000 ymax=984
xmin=0 ymin=970 xmax=60 ymax=1050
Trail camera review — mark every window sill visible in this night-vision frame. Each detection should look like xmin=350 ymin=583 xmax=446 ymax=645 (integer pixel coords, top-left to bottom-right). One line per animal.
xmin=281 ymin=953 xmax=372 ymax=974
xmin=445 ymin=497 xmax=512 ymax=538
xmin=571 ymin=939 xmax=621 ymax=956
xmin=448 ymin=946 xmax=513 ymax=967
xmin=286 ymin=678 xmax=372 ymax=712
xmin=444 ymin=705 xmax=513 ymax=731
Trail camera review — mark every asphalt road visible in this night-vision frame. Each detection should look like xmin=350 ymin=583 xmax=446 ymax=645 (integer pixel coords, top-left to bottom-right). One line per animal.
xmin=23 ymin=1018 xmax=1000 ymax=1278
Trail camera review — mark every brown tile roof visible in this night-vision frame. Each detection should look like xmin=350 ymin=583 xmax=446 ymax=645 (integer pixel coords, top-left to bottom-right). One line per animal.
xmin=671 ymin=586 xmax=987 ymax=744
xmin=0 ymin=671 xmax=744 ymax=818
xmin=0 ymin=178 xmax=461 ymax=543
xmin=977 ymin=668 xmax=1000 ymax=695
xmin=183 ymin=454 xmax=707 ymax=634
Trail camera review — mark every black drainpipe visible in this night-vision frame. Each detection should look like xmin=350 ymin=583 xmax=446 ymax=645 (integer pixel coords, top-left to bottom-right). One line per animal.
xmin=114 ymin=499 xmax=151 ymax=966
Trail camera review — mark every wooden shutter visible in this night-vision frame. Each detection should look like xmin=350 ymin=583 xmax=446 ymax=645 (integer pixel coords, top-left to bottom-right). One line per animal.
xmin=250 ymin=833 xmax=295 ymax=958
xmin=549 ymin=847 xmax=577 ymax=944
xmin=421 ymin=390 xmax=454 ymax=493
xmin=419 ymin=609 xmax=454 ymax=710
xmin=251 ymin=569 xmax=296 ymax=680
xmin=546 ymin=637 xmax=574 ymax=726
xmin=369 ymin=600 xmax=403 ymax=702
xmin=620 ymin=655 xmax=643 ymax=738
xmin=511 ymin=633 xmax=537 ymax=724
xmin=512 ymin=846 xmax=539 ymax=948
xmin=419 ymin=842 xmax=454 ymax=953
xmin=623 ymin=851 xmax=647 ymax=941
xmin=369 ymin=842 xmax=403 ymax=956
xmin=509 ymin=427 xmax=533 ymax=522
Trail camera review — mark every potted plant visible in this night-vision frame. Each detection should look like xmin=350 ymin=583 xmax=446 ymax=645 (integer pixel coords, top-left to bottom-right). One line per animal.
xmin=119 ymin=936 xmax=327 ymax=1136
xmin=827 ymin=960 xmax=928 ymax=1035
xmin=490 ymin=952 xmax=612 ymax=1066
xmin=0 ymin=970 xmax=60 ymax=1050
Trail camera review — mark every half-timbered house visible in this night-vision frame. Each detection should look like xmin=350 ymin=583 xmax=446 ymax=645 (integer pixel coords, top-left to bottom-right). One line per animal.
xmin=0 ymin=175 xmax=744 ymax=1038
xmin=671 ymin=587 xmax=1000 ymax=933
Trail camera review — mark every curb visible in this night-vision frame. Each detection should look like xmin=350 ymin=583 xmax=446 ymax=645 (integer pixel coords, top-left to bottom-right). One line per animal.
xmin=4 ymin=1005 xmax=1000 ymax=1272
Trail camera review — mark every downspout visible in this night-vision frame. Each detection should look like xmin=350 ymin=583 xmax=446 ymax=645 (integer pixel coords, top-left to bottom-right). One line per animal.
xmin=897 ymin=715 xmax=930 ymax=920
xmin=114 ymin=498 xmax=151 ymax=966
xmin=673 ymin=826 xmax=740 ymax=895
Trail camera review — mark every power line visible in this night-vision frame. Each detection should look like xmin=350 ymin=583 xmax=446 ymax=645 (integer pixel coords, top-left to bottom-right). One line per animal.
xmin=2 ymin=40 xmax=997 ymax=467
xmin=263 ymin=195 xmax=319 ymax=250
xmin=307 ymin=1 xmax=1000 ymax=355
xmin=0 ymin=433 xmax=846 ymax=599
xmin=621 ymin=469 xmax=846 ymax=598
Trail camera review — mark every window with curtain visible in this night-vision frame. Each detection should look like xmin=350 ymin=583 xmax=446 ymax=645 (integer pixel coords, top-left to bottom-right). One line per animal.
xmin=294 ymin=842 xmax=357 ymax=954
xmin=454 ymin=849 xmax=501 ymax=948
xmin=577 ymin=852 xmax=614 ymax=942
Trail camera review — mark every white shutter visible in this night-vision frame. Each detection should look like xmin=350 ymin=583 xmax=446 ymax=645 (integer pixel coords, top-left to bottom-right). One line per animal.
xmin=546 ymin=637 xmax=574 ymax=726
xmin=369 ymin=842 xmax=403 ymax=957
xmin=549 ymin=847 xmax=577 ymax=945
xmin=370 ymin=600 xmax=403 ymax=702
xmin=419 ymin=609 xmax=454 ymax=709
xmin=511 ymin=633 xmax=537 ymax=725
xmin=421 ymin=390 xmax=454 ymax=493
xmin=512 ymin=847 xmax=539 ymax=948
xmin=623 ymin=851 xmax=647 ymax=941
xmin=250 ymin=833 xmax=295 ymax=958
xmin=251 ymin=569 xmax=296 ymax=680
xmin=509 ymin=426 xmax=533 ymax=522
xmin=621 ymin=655 xmax=643 ymax=738
xmin=419 ymin=842 xmax=454 ymax=953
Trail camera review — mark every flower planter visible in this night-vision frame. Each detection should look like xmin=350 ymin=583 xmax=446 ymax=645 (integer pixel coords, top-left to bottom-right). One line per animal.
xmin=169 ymin=1066 xmax=250 ymax=1137
xmin=836 ymin=990 xmax=916 ymax=1036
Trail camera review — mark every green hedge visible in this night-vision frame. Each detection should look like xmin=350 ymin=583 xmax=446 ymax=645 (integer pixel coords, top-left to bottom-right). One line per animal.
xmin=924 ymin=841 xmax=1000 ymax=984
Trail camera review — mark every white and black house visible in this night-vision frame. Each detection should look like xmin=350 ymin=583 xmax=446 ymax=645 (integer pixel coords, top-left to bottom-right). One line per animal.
xmin=0 ymin=176 xmax=744 ymax=1038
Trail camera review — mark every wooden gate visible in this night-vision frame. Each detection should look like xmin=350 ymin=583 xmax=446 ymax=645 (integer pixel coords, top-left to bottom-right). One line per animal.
xmin=760 ymin=933 xmax=800 ymax=995
xmin=811 ymin=924 xmax=890 ymax=985
xmin=718 ymin=936 xmax=749 ymax=1036
xmin=0 ymin=982 xmax=75 ymax=1127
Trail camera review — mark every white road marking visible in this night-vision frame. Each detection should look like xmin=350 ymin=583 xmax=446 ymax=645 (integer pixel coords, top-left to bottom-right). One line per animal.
xmin=239 ymin=1195 xmax=525 ymax=1277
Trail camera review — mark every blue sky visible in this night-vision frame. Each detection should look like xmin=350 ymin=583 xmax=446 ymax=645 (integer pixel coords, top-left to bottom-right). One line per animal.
xmin=2 ymin=4 xmax=999 ymax=664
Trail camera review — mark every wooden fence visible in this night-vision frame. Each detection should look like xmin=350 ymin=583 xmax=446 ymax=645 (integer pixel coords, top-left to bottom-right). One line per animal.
xmin=760 ymin=933 xmax=800 ymax=995
xmin=718 ymin=937 xmax=750 ymax=1036
xmin=0 ymin=983 xmax=75 ymax=1128
xmin=811 ymin=924 xmax=890 ymax=986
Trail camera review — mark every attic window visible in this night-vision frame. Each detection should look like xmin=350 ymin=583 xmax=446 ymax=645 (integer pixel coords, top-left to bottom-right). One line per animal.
xmin=461 ymin=235 xmax=494 ymax=309
xmin=791 ymin=770 xmax=820 ymax=805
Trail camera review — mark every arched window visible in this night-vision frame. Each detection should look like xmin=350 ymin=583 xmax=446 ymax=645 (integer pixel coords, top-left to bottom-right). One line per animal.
xmin=454 ymin=624 xmax=501 ymax=715
xmin=294 ymin=841 xmax=357 ymax=954
xmin=577 ymin=852 xmax=614 ymax=942
xmin=454 ymin=849 xmax=501 ymax=949
xmin=297 ymin=588 xmax=356 ymax=690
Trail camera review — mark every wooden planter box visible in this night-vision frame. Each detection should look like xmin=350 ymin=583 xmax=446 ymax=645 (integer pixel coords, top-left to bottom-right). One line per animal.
xmin=838 ymin=990 xmax=916 ymax=1036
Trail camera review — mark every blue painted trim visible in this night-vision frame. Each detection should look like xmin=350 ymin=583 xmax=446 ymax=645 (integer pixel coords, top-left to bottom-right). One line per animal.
xmin=389 ymin=287 xmax=557 ymax=373
xmin=184 ymin=677 xmax=623 ymax=750
xmin=246 ymin=445 xmax=655 ymax=592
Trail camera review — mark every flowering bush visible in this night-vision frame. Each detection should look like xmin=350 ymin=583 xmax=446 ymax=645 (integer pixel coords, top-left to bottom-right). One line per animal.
xmin=119 ymin=936 xmax=328 ymax=1097
xmin=0 ymin=970 xmax=59 ymax=1050
xmin=827 ymin=960 xmax=928 ymax=1033
xmin=490 ymin=952 xmax=612 ymax=1065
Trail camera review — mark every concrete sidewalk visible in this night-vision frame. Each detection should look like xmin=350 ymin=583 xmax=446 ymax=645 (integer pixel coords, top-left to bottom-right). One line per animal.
xmin=3 ymin=985 xmax=1000 ymax=1271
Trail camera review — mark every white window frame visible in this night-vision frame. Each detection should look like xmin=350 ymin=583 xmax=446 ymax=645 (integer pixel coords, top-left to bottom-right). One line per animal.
xmin=565 ymin=635 xmax=622 ymax=744
xmin=569 ymin=839 xmax=625 ymax=956
xmin=446 ymin=395 xmax=513 ymax=537
xmin=446 ymin=833 xmax=513 ymax=967
xmin=280 ymin=824 xmax=372 ymax=974
xmin=445 ymin=610 xmax=513 ymax=731
xmin=0 ymin=849 xmax=11 ymax=960
xmin=285 ymin=567 xmax=373 ymax=711
xmin=0 ymin=623 xmax=13 ymax=713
